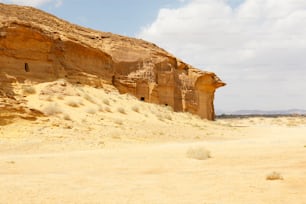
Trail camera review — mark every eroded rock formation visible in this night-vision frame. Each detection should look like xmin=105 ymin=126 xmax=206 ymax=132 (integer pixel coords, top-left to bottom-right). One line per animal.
xmin=0 ymin=3 xmax=225 ymax=121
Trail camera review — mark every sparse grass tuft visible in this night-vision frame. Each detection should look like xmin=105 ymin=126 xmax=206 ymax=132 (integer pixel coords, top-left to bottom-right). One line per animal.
xmin=117 ymin=107 xmax=126 ymax=114
xmin=47 ymin=96 xmax=54 ymax=102
xmin=104 ymin=107 xmax=112 ymax=112
xmin=63 ymin=113 xmax=72 ymax=121
xmin=156 ymin=113 xmax=164 ymax=121
xmin=186 ymin=146 xmax=211 ymax=160
xmin=84 ymin=94 xmax=96 ymax=104
xmin=114 ymin=119 xmax=123 ymax=125
xmin=98 ymin=105 xmax=104 ymax=112
xmin=165 ymin=105 xmax=174 ymax=112
xmin=131 ymin=105 xmax=140 ymax=113
xmin=112 ymin=135 xmax=121 ymax=140
xmin=86 ymin=107 xmax=96 ymax=114
xmin=57 ymin=95 xmax=64 ymax=100
xmin=103 ymin=98 xmax=110 ymax=106
xmin=22 ymin=85 xmax=36 ymax=95
xmin=43 ymin=103 xmax=62 ymax=116
xmin=164 ymin=114 xmax=172 ymax=120
xmin=66 ymin=99 xmax=80 ymax=108
xmin=266 ymin=171 xmax=283 ymax=180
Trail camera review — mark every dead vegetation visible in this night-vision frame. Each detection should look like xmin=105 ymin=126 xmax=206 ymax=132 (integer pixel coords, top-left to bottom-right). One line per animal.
xmin=186 ymin=146 xmax=211 ymax=160
xmin=266 ymin=171 xmax=283 ymax=180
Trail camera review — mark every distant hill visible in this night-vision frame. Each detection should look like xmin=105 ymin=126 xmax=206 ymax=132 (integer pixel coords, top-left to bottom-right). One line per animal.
xmin=217 ymin=109 xmax=306 ymax=116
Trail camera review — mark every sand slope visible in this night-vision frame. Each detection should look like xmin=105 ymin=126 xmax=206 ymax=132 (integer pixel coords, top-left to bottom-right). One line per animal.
xmin=0 ymin=81 xmax=306 ymax=203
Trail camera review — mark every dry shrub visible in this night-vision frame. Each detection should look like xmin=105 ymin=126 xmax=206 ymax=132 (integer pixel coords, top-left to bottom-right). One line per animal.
xmin=117 ymin=107 xmax=126 ymax=114
xmin=86 ymin=107 xmax=97 ymax=114
xmin=266 ymin=171 xmax=283 ymax=180
xmin=114 ymin=119 xmax=123 ymax=125
xmin=63 ymin=113 xmax=72 ymax=121
xmin=104 ymin=107 xmax=112 ymax=112
xmin=287 ymin=120 xmax=298 ymax=127
xmin=44 ymin=96 xmax=53 ymax=102
xmin=43 ymin=103 xmax=62 ymax=116
xmin=156 ymin=113 xmax=164 ymax=121
xmin=103 ymin=98 xmax=110 ymax=106
xmin=165 ymin=105 xmax=174 ymax=112
xmin=98 ymin=105 xmax=104 ymax=112
xmin=57 ymin=95 xmax=64 ymax=100
xmin=164 ymin=114 xmax=172 ymax=120
xmin=66 ymin=99 xmax=80 ymax=108
xmin=186 ymin=146 xmax=211 ymax=160
xmin=22 ymin=85 xmax=36 ymax=95
xmin=131 ymin=105 xmax=140 ymax=112
xmin=84 ymin=94 xmax=96 ymax=104
xmin=112 ymin=135 xmax=121 ymax=140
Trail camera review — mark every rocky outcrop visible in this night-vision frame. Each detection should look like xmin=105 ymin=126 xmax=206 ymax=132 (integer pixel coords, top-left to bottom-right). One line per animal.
xmin=0 ymin=3 xmax=225 ymax=121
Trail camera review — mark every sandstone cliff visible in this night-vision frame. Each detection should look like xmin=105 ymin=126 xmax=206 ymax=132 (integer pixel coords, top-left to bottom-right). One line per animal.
xmin=0 ymin=3 xmax=225 ymax=122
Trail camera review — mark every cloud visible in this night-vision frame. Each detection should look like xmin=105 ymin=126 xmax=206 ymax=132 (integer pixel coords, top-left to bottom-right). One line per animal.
xmin=0 ymin=0 xmax=62 ymax=7
xmin=138 ymin=0 xmax=306 ymax=111
xmin=54 ymin=0 xmax=62 ymax=7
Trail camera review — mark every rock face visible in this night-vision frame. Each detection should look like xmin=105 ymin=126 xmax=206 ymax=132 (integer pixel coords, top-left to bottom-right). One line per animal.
xmin=0 ymin=3 xmax=225 ymax=121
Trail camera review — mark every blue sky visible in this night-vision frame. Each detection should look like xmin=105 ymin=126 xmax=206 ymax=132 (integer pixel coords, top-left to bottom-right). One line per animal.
xmin=1 ymin=0 xmax=306 ymax=112
xmin=43 ymin=0 xmax=188 ymax=36
xmin=48 ymin=0 xmax=245 ymax=36
xmin=0 ymin=0 xmax=244 ymax=36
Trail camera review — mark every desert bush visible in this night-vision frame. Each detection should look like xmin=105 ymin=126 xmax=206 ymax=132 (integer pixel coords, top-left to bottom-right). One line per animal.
xmin=266 ymin=171 xmax=283 ymax=180
xmin=117 ymin=107 xmax=126 ymax=114
xmin=131 ymin=105 xmax=140 ymax=113
xmin=84 ymin=94 xmax=96 ymax=104
xmin=63 ymin=113 xmax=72 ymax=121
xmin=156 ymin=113 xmax=164 ymax=121
xmin=114 ymin=119 xmax=123 ymax=125
xmin=66 ymin=99 xmax=80 ymax=108
xmin=164 ymin=114 xmax=172 ymax=120
xmin=104 ymin=107 xmax=112 ymax=112
xmin=97 ymin=105 xmax=104 ymax=112
xmin=186 ymin=146 xmax=211 ymax=160
xmin=44 ymin=96 xmax=53 ymax=102
xmin=112 ymin=135 xmax=121 ymax=140
xmin=103 ymin=98 xmax=110 ymax=106
xmin=165 ymin=105 xmax=174 ymax=112
xmin=43 ymin=103 xmax=62 ymax=116
xmin=22 ymin=85 xmax=36 ymax=95
xmin=57 ymin=95 xmax=64 ymax=100
xmin=86 ymin=107 xmax=96 ymax=114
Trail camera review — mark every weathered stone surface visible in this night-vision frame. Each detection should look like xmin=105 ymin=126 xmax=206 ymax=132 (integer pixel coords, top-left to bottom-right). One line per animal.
xmin=0 ymin=3 xmax=225 ymax=121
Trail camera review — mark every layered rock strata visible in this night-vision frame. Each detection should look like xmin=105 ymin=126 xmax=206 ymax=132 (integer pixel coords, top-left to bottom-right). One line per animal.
xmin=0 ymin=3 xmax=225 ymax=121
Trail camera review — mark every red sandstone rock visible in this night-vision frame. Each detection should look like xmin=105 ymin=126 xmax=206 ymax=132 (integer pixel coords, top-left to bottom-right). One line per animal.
xmin=0 ymin=3 xmax=225 ymax=121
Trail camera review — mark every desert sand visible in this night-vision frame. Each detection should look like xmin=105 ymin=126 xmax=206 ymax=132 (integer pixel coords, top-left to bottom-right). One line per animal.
xmin=0 ymin=80 xmax=306 ymax=204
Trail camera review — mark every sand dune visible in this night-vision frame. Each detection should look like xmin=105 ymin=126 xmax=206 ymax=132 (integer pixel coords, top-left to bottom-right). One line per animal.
xmin=1 ymin=81 xmax=306 ymax=203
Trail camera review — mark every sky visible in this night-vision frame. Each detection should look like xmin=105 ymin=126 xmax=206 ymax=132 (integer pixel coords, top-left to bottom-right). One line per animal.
xmin=1 ymin=0 xmax=306 ymax=113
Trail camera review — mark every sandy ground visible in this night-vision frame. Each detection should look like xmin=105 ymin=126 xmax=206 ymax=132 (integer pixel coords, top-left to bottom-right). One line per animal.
xmin=1 ymin=81 xmax=306 ymax=204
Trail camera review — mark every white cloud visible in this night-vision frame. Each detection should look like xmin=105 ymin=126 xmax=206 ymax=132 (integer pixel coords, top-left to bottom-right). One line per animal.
xmin=138 ymin=0 xmax=306 ymax=112
xmin=0 ymin=0 xmax=62 ymax=7
xmin=54 ymin=0 xmax=62 ymax=8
